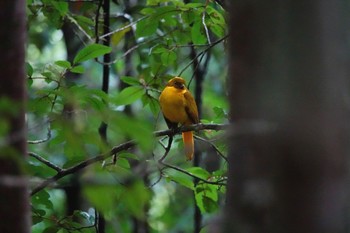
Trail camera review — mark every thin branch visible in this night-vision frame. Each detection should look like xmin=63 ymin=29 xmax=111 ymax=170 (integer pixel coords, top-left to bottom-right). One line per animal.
xmin=158 ymin=134 xmax=173 ymax=162
xmin=31 ymin=140 xmax=136 ymax=196
xmin=194 ymin=135 xmax=228 ymax=163
xmin=29 ymin=152 xmax=63 ymax=172
xmin=28 ymin=122 xmax=51 ymax=144
xmin=98 ymin=16 xmax=148 ymax=40
xmin=178 ymin=35 xmax=228 ymax=76
xmin=66 ymin=14 xmax=93 ymax=42
xmin=202 ymin=2 xmax=211 ymax=44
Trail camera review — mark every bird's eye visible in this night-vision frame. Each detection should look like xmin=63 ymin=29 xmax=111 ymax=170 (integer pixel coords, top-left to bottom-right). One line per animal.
xmin=174 ymin=82 xmax=184 ymax=89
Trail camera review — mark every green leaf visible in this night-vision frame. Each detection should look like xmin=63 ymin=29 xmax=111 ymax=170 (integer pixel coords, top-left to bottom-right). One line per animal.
xmin=111 ymin=26 xmax=131 ymax=46
xmin=123 ymin=181 xmax=151 ymax=219
xmin=43 ymin=226 xmax=59 ymax=233
xmin=195 ymin=184 xmax=219 ymax=213
xmin=51 ymin=2 xmax=68 ymax=16
xmin=113 ymin=86 xmax=144 ymax=106
xmin=116 ymin=157 xmax=130 ymax=169
xmin=209 ymin=24 xmax=225 ymax=37
xmin=26 ymin=62 xmax=33 ymax=77
xmin=213 ymin=106 xmax=227 ymax=119
xmin=113 ymin=113 xmax=154 ymax=152
xmin=140 ymin=7 xmax=156 ymax=15
xmin=83 ymin=185 xmax=119 ymax=214
xmin=120 ymin=76 xmax=140 ymax=86
xmin=166 ymin=172 xmax=194 ymax=190
xmin=119 ymin=152 xmax=140 ymax=161
xmin=160 ymin=50 xmax=177 ymax=65
xmin=207 ymin=6 xmax=226 ymax=26
xmin=32 ymin=215 xmax=43 ymax=225
xmin=191 ymin=20 xmax=207 ymax=44
xmin=148 ymin=96 xmax=160 ymax=116
xmin=73 ymin=44 xmax=112 ymax=64
xmin=32 ymin=206 xmax=46 ymax=217
xmin=32 ymin=190 xmax=53 ymax=209
xmin=186 ymin=167 xmax=210 ymax=179
xmin=70 ymin=65 xmax=85 ymax=74
xmin=55 ymin=60 xmax=71 ymax=69
xmin=136 ymin=17 xmax=158 ymax=38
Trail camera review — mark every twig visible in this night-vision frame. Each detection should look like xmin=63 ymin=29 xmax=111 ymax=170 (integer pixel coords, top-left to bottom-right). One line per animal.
xmin=158 ymin=135 xmax=173 ymax=162
xmin=66 ymin=14 xmax=93 ymax=42
xmin=31 ymin=140 xmax=136 ymax=196
xmin=178 ymin=35 xmax=228 ymax=76
xmin=29 ymin=152 xmax=63 ymax=172
xmin=28 ymin=122 xmax=51 ymax=144
xmin=202 ymin=3 xmax=211 ymax=44
xmin=194 ymin=135 xmax=228 ymax=163
xmin=98 ymin=16 xmax=148 ymax=40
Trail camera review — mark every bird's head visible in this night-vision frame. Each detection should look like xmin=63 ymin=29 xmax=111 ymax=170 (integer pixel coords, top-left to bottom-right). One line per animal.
xmin=167 ymin=77 xmax=186 ymax=89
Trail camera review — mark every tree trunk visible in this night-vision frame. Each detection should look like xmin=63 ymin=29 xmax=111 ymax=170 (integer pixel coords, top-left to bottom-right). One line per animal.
xmin=225 ymin=1 xmax=350 ymax=233
xmin=0 ymin=1 xmax=30 ymax=233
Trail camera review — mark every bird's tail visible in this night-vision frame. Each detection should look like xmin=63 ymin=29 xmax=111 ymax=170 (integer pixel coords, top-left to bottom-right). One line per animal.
xmin=182 ymin=131 xmax=194 ymax=160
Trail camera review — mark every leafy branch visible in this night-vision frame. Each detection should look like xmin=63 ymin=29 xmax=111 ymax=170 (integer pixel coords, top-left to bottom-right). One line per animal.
xmin=30 ymin=123 xmax=229 ymax=196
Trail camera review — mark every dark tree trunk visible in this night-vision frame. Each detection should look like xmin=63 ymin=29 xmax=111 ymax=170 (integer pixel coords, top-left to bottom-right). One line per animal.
xmin=0 ymin=0 xmax=30 ymax=233
xmin=225 ymin=1 xmax=350 ymax=233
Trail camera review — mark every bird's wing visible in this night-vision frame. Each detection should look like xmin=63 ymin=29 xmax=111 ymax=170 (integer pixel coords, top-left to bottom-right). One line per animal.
xmin=184 ymin=91 xmax=199 ymax=124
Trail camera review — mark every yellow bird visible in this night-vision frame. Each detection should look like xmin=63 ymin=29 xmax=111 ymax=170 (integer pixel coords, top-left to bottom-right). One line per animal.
xmin=159 ymin=77 xmax=199 ymax=160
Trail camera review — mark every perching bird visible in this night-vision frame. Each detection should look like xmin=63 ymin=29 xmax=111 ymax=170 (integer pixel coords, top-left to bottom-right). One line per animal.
xmin=159 ymin=77 xmax=199 ymax=160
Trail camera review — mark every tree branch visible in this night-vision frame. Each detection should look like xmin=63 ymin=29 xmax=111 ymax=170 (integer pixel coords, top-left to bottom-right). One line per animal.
xmin=30 ymin=123 xmax=229 ymax=196
xmin=29 ymin=152 xmax=63 ymax=173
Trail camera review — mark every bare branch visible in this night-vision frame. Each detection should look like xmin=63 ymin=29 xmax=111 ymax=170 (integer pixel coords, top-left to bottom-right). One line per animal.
xmin=29 ymin=152 xmax=63 ymax=172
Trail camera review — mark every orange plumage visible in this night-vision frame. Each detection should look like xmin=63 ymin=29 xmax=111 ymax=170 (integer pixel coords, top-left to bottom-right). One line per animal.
xmin=159 ymin=77 xmax=199 ymax=160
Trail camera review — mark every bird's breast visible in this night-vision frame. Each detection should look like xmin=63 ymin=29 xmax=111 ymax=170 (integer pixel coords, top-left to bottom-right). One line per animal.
xmin=159 ymin=87 xmax=189 ymax=124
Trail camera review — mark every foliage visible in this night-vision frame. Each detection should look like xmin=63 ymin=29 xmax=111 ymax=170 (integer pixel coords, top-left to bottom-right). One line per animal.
xmin=26 ymin=0 xmax=228 ymax=232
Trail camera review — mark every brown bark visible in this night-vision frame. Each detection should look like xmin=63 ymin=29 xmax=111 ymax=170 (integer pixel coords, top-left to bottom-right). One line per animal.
xmin=225 ymin=1 xmax=349 ymax=233
xmin=0 ymin=0 xmax=30 ymax=233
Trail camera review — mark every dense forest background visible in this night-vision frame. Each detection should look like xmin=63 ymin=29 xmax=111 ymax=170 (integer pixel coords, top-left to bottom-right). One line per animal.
xmin=1 ymin=0 xmax=350 ymax=233
xmin=25 ymin=0 xmax=229 ymax=233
